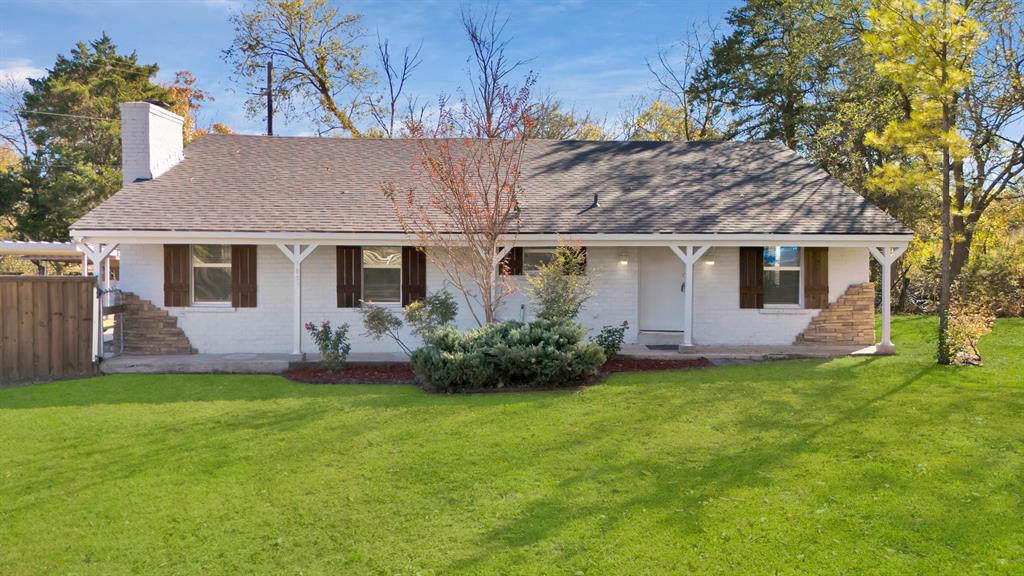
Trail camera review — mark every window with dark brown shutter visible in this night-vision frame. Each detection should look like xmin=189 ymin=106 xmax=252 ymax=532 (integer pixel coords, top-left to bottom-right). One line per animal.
xmin=163 ymin=244 xmax=190 ymax=307
xmin=803 ymin=247 xmax=829 ymax=309
xmin=499 ymin=247 xmax=523 ymax=275
xmin=401 ymin=246 xmax=427 ymax=306
xmin=739 ymin=247 xmax=764 ymax=309
xmin=337 ymin=246 xmax=362 ymax=307
xmin=231 ymin=245 xmax=258 ymax=308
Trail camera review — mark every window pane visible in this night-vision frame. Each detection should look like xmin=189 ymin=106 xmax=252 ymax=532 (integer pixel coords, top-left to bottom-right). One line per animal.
xmin=764 ymin=270 xmax=800 ymax=305
xmin=194 ymin=267 xmax=231 ymax=303
xmin=363 ymin=268 xmax=401 ymax=302
xmin=763 ymin=246 xmax=800 ymax=268
xmin=193 ymin=244 xmax=231 ymax=265
xmin=363 ymin=246 xmax=401 ymax=268
xmin=523 ymin=249 xmax=556 ymax=272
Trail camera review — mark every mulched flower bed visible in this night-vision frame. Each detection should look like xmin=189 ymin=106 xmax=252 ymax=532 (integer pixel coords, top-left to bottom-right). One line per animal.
xmin=281 ymin=356 xmax=710 ymax=385
xmin=601 ymin=356 xmax=712 ymax=373
xmin=281 ymin=363 xmax=416 ymax=384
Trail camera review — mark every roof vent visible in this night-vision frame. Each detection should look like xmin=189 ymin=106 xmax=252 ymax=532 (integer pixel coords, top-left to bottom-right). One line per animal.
xmin=592 ymin=193 xmax=601 ymax=208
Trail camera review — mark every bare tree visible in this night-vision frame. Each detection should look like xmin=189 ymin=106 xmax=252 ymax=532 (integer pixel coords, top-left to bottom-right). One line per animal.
xmin=365 ymin=36 xmax=423 ymax=138
xmin=627 ymin=21 xmax=725 ymax=141
xmin=460 ymin=6 xmax=532 ymax=137
xmin=383 ymin=9 xmax=536 ymax=325
xmin=0 ymin=77 xmax=30 ymax=159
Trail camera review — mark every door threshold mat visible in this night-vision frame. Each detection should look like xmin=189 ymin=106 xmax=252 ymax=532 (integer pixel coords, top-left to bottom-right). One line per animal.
xmin=646 ymin=344 xmax=680 ymax=351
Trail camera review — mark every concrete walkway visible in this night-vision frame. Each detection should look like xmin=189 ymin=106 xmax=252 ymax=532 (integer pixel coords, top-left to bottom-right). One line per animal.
xmin=99 ymin=344 xmax=887 ymax=374
xmin=101 ymin=352 xmax=409 ymax=374
xmin=620 ymin=343 xmax=888 ymax=361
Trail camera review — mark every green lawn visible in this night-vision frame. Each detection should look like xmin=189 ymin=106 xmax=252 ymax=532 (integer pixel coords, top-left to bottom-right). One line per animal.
xmin=1 ymin=316 xmax=1022 ymax=575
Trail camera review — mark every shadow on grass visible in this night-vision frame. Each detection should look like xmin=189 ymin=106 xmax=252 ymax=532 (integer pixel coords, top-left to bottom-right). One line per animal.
xmin=443 ymin=363 xmax=941 ymax=572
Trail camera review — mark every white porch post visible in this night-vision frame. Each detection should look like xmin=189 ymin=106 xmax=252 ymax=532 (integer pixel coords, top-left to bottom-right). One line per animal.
xmin=277 ymin=244 xmax=318 ymax=355
xmin=76 ymin=242 xmax=119 ymax=359
xmin=868 ymin=246 xmax=908 ymax=352
xmin=669 ymin=245 xmax=710 ymax=348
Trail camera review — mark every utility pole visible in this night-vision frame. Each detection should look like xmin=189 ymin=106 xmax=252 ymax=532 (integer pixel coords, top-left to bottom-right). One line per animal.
xmin=266 ymin=60 xmax=274 ymax=136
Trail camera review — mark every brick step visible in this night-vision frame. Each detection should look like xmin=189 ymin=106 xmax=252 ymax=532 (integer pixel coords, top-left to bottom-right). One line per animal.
xmin=116 ymin=292 xmax=196 ymax=355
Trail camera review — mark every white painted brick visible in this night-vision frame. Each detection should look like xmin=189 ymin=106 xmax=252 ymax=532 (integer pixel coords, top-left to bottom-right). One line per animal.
xmin=117 ymin=244 xmax=869 ymax=353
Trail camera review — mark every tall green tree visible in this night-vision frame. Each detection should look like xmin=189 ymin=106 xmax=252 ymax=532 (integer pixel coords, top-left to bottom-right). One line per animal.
xmin=691 ymin=0 xmax=860 ymax=149
xmin=864 ymin=0 xmax=986 ymax=364
xmin=0 ymin=35 xmax=170 ymax=240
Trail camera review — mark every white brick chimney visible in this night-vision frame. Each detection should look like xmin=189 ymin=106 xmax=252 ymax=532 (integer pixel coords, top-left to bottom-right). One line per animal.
xmin=120 ymin=101 xmax=184 ymax=187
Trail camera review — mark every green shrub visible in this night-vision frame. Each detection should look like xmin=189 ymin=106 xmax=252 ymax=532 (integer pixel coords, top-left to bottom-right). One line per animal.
xmin=525 ymin=245 xmax=593 ymax=322
xmin=304 ymin=321 xmax=351 ymax=370
xmin=593 ymin=322 xmax=627 ymax=358
xmin=411 ymin=319 xmax=606 ymax=392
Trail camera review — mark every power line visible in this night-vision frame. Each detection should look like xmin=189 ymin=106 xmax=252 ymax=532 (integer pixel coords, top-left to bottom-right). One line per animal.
xmin=22 ymin=110 xmax=114 ymax=121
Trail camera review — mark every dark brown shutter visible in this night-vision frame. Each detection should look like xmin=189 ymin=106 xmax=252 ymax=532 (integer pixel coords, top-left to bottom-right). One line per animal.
xmin=163 ymin=244 xmax=190 ymax=307
xmin=576 ymin=246 xmax=587 ymax=275
xmin=739 ymin=247 xmax=764 ymax=309
xmin=499 ymin=247 xmax=523 ymax=276
xmin=803 ymin=247 xmax=829 ymax=309
xmin=401 ymin=246 xmax=427 ymax=306
xmin=336 ymin=246 xmax=362 ymax=308
xmin=231 ymin=245 xmax=258 ymax=308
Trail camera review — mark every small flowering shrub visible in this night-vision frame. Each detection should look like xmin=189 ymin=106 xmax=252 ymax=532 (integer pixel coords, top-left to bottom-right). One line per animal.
xmin=592 ymin=321 xmax=628 ymax=359
xmin=360 ymin=290 xmax=458 ymax=355
xmin=942 ymin=292 xmax=995 ymax=366
xmin=304 ymin=320 xmax=351 ymax=371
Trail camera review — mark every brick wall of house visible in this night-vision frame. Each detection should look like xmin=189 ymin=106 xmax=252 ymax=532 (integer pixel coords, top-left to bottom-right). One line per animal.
xmin=796 ymin=282 xmax=875 ymax=346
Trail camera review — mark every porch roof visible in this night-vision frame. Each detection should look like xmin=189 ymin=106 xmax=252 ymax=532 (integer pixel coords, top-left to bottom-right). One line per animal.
xmin=72 ymin=136 xmax=911 ymax=237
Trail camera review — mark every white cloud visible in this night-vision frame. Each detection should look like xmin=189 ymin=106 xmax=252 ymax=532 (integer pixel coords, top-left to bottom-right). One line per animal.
xmin=0 ymin=58 xmax=46 ymax=86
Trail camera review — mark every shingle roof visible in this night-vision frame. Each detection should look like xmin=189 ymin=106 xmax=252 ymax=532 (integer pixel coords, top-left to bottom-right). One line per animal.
xmin=72 ymin=135 xmax=911 ymax=235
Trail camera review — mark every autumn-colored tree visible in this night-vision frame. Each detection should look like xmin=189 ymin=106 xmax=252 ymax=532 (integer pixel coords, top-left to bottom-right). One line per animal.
xmin=223 ymin=0 xmax=373 ymax=136
xmin=383 ymin=10 xmax=535 ymax=325
xmin=864 ymin=0 xmax=986 ymax=364
xmin=167 ymin=71 xmax=213 ymax=144
xmin=529 ymin=94 xmax=606 ymax=140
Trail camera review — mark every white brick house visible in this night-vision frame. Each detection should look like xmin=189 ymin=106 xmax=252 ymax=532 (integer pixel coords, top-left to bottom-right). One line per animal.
xmin=72 ymin=102 xmax=912 ymax=357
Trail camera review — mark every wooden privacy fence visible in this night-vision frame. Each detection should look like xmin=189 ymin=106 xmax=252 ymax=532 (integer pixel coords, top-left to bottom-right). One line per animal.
xmin=0 ymin=276 xmax=97 ymax=384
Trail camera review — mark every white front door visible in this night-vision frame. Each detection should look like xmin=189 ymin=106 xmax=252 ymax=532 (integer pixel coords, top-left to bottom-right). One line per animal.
xmin=639 ymin=247 xmax=686 ymax=332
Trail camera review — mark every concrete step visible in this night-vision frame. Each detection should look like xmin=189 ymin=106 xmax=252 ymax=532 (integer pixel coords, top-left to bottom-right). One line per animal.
xmin=637 ymin=330 xmax=686 ymax=346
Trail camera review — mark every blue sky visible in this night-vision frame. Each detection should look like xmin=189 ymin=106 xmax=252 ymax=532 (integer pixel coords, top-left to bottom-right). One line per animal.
xmin=0 ymin=0 xmax=739 ymax=135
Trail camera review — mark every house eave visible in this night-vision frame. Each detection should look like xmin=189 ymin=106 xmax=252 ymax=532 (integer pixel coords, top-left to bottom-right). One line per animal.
xmin=70 ymin=228 xmax=914 ymax=248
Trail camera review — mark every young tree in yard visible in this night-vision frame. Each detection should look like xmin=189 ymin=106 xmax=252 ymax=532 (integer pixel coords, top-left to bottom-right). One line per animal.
xmin=864 ymin=0 xmax=986 ymax=364
xmin=383 ymin=9 xmax=535 ymax=326
xmin=0 ymin=35 xmax=170 ymax=240
xmin=223 ymin=0 xmax=373 ymax=136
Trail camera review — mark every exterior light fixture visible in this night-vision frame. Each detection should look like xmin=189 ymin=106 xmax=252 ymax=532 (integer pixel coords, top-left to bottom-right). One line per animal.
xmin=704 ymin=248 xmax=715 ymax=265
xmin=618 ymin=250 xmax=629 ymax=265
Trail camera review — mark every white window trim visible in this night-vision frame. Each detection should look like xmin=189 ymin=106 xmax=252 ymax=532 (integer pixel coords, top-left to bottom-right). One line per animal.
xmin=762 ymin=246 xmax=803 ymax=308
xmin=361 ymin=245 xmax=403 ymax=305
xmin=190 ymin=244 xmax=233 ymax=306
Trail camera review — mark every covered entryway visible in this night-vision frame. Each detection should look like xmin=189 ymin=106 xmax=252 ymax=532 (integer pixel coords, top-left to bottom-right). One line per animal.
xmin=638 ymin=247 xmax=685 ymax=333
